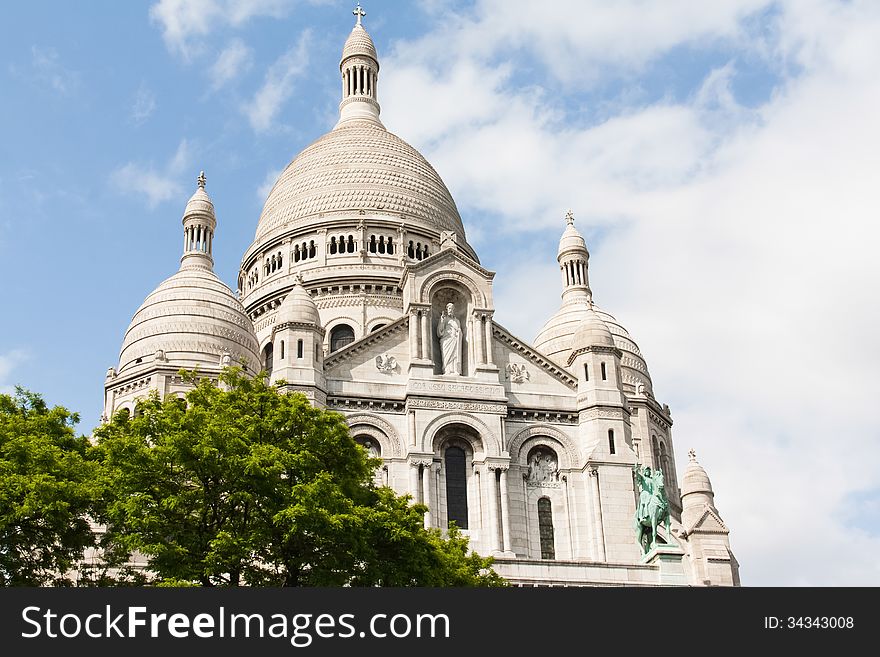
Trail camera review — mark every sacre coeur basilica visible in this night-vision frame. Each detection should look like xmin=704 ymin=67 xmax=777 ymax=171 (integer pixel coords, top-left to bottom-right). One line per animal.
xmin=100 ymin=6 xmax=739 ymax=587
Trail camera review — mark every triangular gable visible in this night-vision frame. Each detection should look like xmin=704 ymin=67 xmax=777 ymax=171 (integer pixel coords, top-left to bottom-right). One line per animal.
xmin=324 ymin=315 xmax=409 ymax=380
xmin=688 ymin=506 xmax=729 ymax=534
xmin=493 ymin=321 xmax=577 ymax=391
xmin=401 ymin=246 xmax=495 ymax=282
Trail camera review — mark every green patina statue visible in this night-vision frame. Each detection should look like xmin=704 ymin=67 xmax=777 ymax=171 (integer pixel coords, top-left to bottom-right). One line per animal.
xmin=633 ymin=463 xmax=671 ymax=555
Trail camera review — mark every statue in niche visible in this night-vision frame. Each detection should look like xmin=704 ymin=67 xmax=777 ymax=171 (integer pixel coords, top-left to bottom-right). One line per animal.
xmin=527 ymin=448 xmax=558 ymax=483
xmin=437 ymin=302 xmax=462 ymax=375
xmin=357 ymin=438 xmax=380 ymax=459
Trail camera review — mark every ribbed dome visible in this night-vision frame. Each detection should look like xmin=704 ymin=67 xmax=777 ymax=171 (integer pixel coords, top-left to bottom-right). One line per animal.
xmin=118 ymin=267 xmax=260 ymax=374
xmin=571 ymin=307 xmax=615 ymax=349
xmin=275 ymin=280 xmax=320 ymax=326
xmin=341 ymin=23 xmax=377 ymax=63
xmin=254 ymin=120 xmax=467 ymax=241
xmin=534 ymin=300 xmax=653 ymax=393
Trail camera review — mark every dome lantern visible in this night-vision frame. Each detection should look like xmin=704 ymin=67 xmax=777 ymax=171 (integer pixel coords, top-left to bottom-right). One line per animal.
xmin=180 ymin=170 xmax=216 ymax=270
xmin=337 ymin=3 xmax=382 ymax=126
xmin=558 ymin=210 xmax=591 ymax=306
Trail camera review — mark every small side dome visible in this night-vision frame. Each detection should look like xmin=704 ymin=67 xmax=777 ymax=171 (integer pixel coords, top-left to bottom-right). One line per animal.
xmin=275 ymin=277 xmax=320 ymax=326
xmin=571 ymin=306 xmax=615 ymax=349
xmin=183 ymin=171 xmax=215 ymax=219
xmin=681 ymin=449 xmax=714 ymax=499
xmin=341 ymin=23 xmax=378 ymax=63
xmin=558 ymin=211 xmax=588 ymax=259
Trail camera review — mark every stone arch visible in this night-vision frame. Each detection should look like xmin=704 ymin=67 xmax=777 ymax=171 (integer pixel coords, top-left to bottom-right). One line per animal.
xmin=423 ymin=413 xmax=499 ymax=458
xmin=324 ymin=315 xmax=360 ymax=351
xmin=420 ymin=270 xmax=486 ymax=308
xmin=507 ymin=424 xmax=580 ymax=468
xmin=345 ymin=413 xmax=402 ymax=456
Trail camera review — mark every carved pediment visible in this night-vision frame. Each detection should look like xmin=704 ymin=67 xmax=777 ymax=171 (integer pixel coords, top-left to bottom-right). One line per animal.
xmin=492 ymin=322 xmax=578 ymax=391
xmin=687 ymin=506 xmax=729 ymax=534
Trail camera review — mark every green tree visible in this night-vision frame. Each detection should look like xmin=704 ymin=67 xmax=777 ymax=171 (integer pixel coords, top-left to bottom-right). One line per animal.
xmin=0 ymin=388 xmax=100 ymax=585
xmin=94 ymin=368 xmax=504 ymax=587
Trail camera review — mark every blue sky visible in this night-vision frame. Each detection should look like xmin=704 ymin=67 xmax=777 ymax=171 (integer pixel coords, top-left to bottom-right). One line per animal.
xmin=2 ymin=1 xmax=880 ymax=586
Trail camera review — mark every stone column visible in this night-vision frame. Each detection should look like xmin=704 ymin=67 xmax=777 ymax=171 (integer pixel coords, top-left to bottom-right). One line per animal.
xmin=484 ymin=315 xmax=494 ymax=365
xmin=562 ymin=475 xmax=574 ymax=559
xmin=408 ymin=410 xmax=417 ymax=448
xmin=409 ymin=461 xmax=420 ymax=502
xmin=409 ymin=311 xmax=419 ymax=360
xmin=421 ymin=462 xmax=433 ymax=528
xmin=473 ymin=313 xmax=484 ymax=364
xmin=499 ymin=466 xmax=512 ymax=553
xmin=484 ymin=466 xmax=500 ymax=553
xmin=589 ymin=467 xmax=606 ymax=561
xmin=420 ymin=310 xmax=430 ymax=362
xmin=522 ymin=474 xmax=532 ymax=557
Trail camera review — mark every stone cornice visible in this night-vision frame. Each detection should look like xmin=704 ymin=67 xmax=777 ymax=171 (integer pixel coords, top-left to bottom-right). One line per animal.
xmin=328 ymin=396 xmax=406 ymax=413
xmin=566 ymin=344 xmax=623 ymax=366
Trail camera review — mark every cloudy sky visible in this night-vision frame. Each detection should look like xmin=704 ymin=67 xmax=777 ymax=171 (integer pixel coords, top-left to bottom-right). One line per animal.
xmin=1 ymin=1 xmax=879 ymax=586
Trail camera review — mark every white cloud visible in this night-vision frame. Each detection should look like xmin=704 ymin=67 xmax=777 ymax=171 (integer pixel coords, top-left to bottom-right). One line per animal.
xmin=381 ymin=0 xmax=880 ymax=584
xmin=209 ymin=38 xmax=253 ymax=89
xmin=243 ymin=32 xmax=311 ymax=133
xmin=131 ymin=82 xmax=157 ymax=124
xmin=12 ymin=46 xmax=81 ymax=95
xmin=0 ymin=349 xmax=28 ymax=395
xmin=149 ymin=0 xmax=297 ymax=59
xmin=110 ymin=139 xmax=192 ymax=208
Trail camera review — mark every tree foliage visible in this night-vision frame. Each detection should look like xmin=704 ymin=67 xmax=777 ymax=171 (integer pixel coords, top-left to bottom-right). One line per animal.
xmin=0 ymin=388 xmax=99 ymax=585
xmin=93 ymin=368 xmax=504 ymax=587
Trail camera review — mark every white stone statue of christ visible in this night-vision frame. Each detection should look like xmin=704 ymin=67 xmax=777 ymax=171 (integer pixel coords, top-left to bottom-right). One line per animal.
xmin=437 ymin=302 xmax=462 ymax=375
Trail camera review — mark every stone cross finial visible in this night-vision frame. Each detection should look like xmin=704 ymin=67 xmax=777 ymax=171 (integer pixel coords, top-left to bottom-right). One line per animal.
xmin=292 ymin=272 xmax=304 ymax=286
xmin=565 ymin=209 xmax=575 ymax=226
xmin=353 ymin=2 xmax=366 ymax=25
xmin=197 ymin=171 xmax=206 ymax=189
xmin=688 ymin=448 xmax=697 ymax=462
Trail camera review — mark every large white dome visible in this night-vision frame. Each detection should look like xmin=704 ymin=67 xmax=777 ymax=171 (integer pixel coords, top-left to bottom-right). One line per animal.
xmin=254 ymin=119 xmax=468 ymax=243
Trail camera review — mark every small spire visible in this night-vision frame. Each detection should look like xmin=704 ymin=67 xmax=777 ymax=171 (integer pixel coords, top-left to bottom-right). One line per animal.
xmin=353 ymin=2 xmax=365 ymax=25
xmin=565 ymin=209 xmax=575 ymax=226
xmin=197 ymin=170 xmax=206 ymax=189
xmin=688 ymin=448 xmax=698 ymax=462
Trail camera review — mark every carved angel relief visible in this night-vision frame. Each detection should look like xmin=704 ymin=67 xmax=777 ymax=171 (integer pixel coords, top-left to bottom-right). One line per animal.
xmin=506 ymin=363 xmax=530 ymax=384
xmin=376 ymin=353 xmax=398 ymax=373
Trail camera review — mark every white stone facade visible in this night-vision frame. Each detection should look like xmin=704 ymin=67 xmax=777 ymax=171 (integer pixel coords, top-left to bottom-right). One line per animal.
xmin=104 ymin=11 xmax=739 ymax=587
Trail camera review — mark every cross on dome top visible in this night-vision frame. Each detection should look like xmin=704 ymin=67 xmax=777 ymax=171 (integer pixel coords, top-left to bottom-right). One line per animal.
xmin=688 ymin=448 xmax=697 ymax=462
xmin=353 ymin=2 xmax=366 ymax=25
xmin=565 ymin=210 xmax=575 ymax=226
xmin=197 ymin=170 xmax=206 ymax=189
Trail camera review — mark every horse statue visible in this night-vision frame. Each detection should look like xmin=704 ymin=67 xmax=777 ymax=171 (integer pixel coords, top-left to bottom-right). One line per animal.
xmin=633 ymin=464 xmax=671 ymax=555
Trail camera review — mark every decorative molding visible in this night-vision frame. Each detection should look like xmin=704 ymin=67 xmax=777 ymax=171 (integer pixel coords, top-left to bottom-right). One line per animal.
xmin=505 ymin=363 xmax=530 ymax=384
xmin=507 ymin=424 xmax=580 ymax=467
xmin=408 ymin=398 xmax=507 ymax=414
xmin=328 ymin=397 xmax=406 ymax=413
xmin=507 ymin=408 xmax=578 ymax=424
xmin=579 ymin=406 xmax=625 ymax=421
xmin=375 ymin=353 xmax=398 ymax=373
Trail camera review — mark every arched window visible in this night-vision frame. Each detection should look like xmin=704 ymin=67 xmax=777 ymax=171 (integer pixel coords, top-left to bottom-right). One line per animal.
xmin=308 ymin=240 xmax=316 ymax=258
xmin=608 ymin=429 xmax=615 ymax=455
xmin=263 ymin=342 xmax=274 ymax=376
xmin=369 ymin=235 xmax=377 ymax=253
xmin=601 ymin=362 xmax=607 ymax=380
xmin=445 ymin=446 xmax=468 ymax=529
xmin=583 ymin=363 xmax=589 ymax=381
xmin=280 ymin=340 xmax=285 ymax=360
xmin=294 ymin=245 xmax=301 ymax=262
xmin=297 ymin=339 xmax=304 ymax=359
xmin=347 ymin=235 xmax=355 ymax=253
xmin=538 ymin=497 xmax=555 ymax=560
xmin=329 ymin=324 xmax=355 ymax=352
xmin=329 ymin=237 xmax=337 ymax=255
xmin=408 ymin=240 xmax=415 ymax=259
xmin=370 ymin=324 xmax=386 ymax=332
